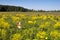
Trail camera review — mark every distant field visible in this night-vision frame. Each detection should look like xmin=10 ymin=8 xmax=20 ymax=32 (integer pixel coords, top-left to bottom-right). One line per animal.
xmin=0 ymin=12 xmax=60 ymax=15
xmin=0 ymin=12 xmax=60 ymax=40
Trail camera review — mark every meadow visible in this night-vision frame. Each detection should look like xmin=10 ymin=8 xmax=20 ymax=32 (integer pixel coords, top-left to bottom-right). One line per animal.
xmin=0 ymin=12 xmax=60 ymax=40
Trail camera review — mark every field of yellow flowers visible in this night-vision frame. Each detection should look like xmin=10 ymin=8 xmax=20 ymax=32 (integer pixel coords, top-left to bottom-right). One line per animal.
xmin=0 ymin=12 xmax=60 ymax=40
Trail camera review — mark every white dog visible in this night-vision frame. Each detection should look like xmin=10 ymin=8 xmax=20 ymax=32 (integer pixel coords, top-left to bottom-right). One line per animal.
xmin=17 ymin=22 xmax=21 ymax=29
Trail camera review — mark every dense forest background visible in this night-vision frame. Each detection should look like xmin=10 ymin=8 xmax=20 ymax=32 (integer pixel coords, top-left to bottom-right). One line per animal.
xmin=0 ymin=5 xmax=34 ymax=12
xmin=0 ymin=5 xmax=60 ymax=12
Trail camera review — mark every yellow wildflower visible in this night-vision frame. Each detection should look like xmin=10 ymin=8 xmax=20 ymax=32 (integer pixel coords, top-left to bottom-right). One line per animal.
xmin=42 ymin=15 xmax=47 ymax=20
xmin=10 ymin=33 xmax=21 ymax=40
xmin=11 ymin=16 xmax=20 ymax=23
xmin=54 ymin=21 xmax=60 ymax=28
xmin=1 ymin=29 xmax=7 ymax=40
xmin=31 ymin=16 xmax=38 ymax=20
xmin=39 ymin=22 xmax=50 ymax=28
xmin=36 ymin=31 xmax=47 ymax=39
xmin=38 ymin=15 xmax=43 ymax=19
xmin=50 ymin=30 xmax=60 ymax=38
xmin=28 ymin=20 xmax=36 ymax=24
xmin=28 ymin=21 xmax=33 ymax=24
xmin=0 ymin=21 xmax=10 ymax=29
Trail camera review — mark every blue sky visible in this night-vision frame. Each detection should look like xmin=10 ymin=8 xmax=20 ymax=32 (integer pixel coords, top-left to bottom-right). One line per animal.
xmin=0 ymin=0 xmax=60 ymax=10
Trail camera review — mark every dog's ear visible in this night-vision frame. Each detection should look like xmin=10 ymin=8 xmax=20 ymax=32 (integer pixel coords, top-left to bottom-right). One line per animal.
xmin=18 ymin=22 xmax=21 ymax=25
xmin=17 ymin=22 xmax=20 ymax=25
xmin=17 ymin=22 xmax=21 ymax=29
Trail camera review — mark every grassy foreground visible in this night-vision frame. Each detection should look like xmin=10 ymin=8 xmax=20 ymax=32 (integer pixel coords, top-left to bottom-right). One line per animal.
xmin=0 ymin=12 xmax=60 ymax=40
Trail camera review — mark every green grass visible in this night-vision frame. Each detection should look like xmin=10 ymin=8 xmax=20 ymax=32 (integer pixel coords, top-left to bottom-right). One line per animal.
xmin=0 ymin=12 xmax=60 ymax=40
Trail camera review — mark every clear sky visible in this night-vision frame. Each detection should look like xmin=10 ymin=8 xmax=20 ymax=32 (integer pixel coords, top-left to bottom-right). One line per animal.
xmin=0 ymin=0 xmax=60 ymax=10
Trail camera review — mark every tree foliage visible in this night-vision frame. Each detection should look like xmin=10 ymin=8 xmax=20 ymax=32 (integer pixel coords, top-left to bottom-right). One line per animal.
xmin=0 ymin=5 xmax=33 ymax=12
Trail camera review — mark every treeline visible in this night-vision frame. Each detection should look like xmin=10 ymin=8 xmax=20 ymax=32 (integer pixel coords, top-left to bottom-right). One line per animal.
xmin=0 ymin=5 xmax=60 ymax=12
xmin=37 ymin=10 xmax=60 ymax=12
xmin=0 ymin=5 xmax=34 ymax=12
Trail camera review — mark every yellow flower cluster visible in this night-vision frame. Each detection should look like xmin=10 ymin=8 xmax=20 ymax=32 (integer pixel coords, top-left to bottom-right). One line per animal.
xmin=28 ymin=20 xmax=36 ymax=24
xmin=31 ymin=15 xmax=47 ymax=20
xmin=10 ymin=33 xmax=21 ymax=40
xmin=1 ymin=29 xmax=7 ymax=40
xmin=50 ymin=30 xmax=60 ymax=38
xmin=31 ymin=16 xmax=38 ymax=20
xmin=41 ymin=15 xmax=47 ymax=20
xmin=39 ymin=22 xmax=50 ymax=28
xmin=11 ymin=16 xmax=20 ymax=23
xmin=0 ymin=18 xmax=10 ymax=29
xmin=54 ymin=21 xmax=60 ymax=28
xmin=36 ymin=31 xmax=48 ymax=39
